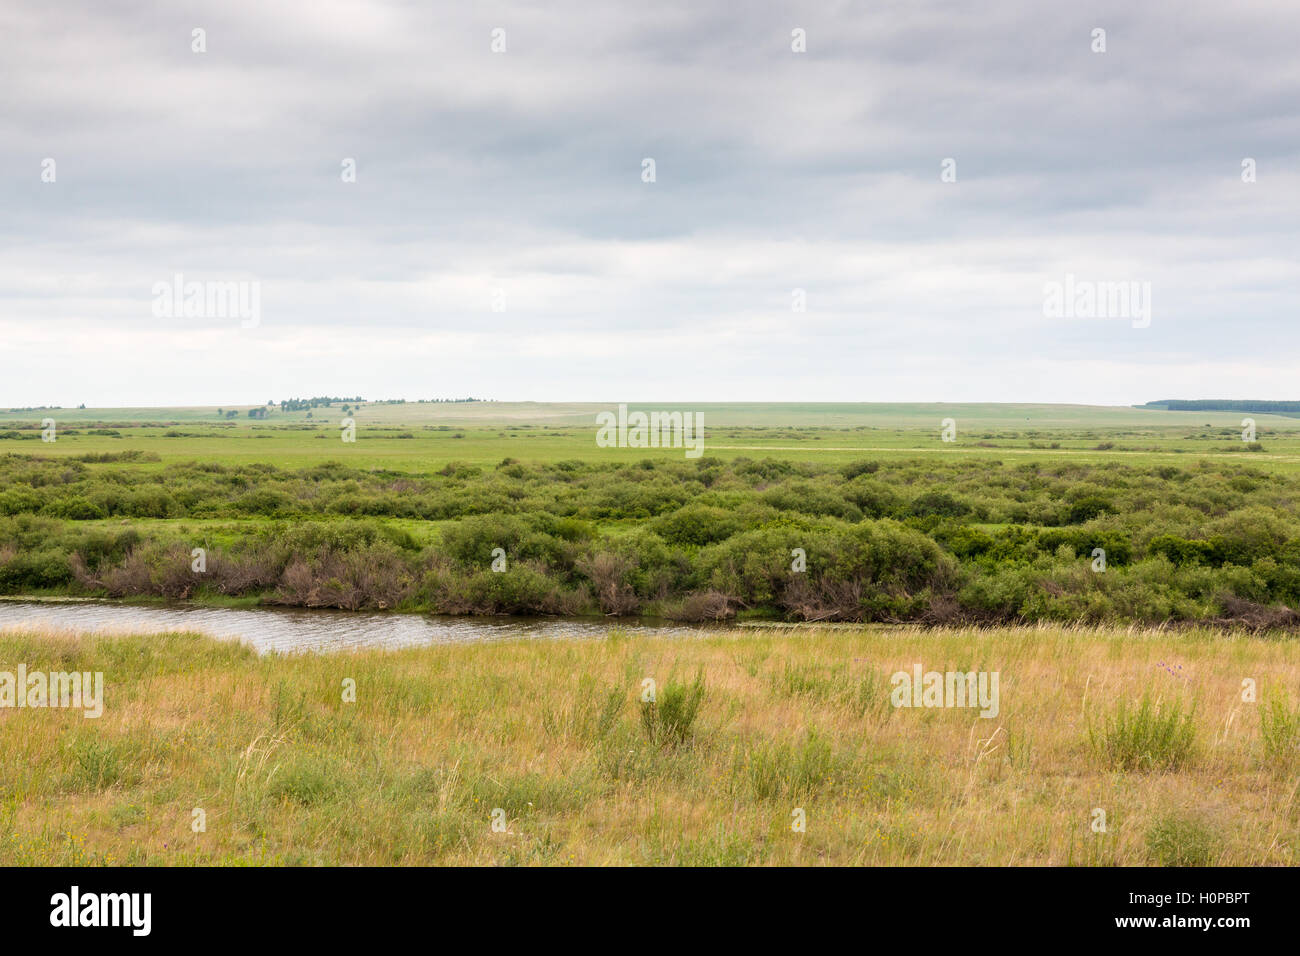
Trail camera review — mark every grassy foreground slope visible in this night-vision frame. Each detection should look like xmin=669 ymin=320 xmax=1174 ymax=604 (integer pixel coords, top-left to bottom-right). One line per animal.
xmin=1 ymin=625 xmax=1296 ymax=866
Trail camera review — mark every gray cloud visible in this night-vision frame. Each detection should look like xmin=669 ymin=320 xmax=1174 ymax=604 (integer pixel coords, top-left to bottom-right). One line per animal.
xmin=1 ymin=0 xmax=1297 ymax=404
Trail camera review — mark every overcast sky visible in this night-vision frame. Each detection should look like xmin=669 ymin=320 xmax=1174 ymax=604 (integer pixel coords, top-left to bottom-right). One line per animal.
xmin=1 ymin=0 xmax=1297 ymax=406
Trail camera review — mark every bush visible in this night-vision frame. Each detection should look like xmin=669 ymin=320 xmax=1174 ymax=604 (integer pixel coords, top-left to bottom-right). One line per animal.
xmin=840 ymin=460 xmax=880 ymax=479
xmin=575 ymin=552 xmax=640 ymax=614
xmin=763 ymin=482 xmax=863 ymax=522
xmin=0 ymin=550 xmax=73 ymax=591
xmin=669 ymin=589 xmax=735 ymax=622
xmin=1148 ymin=534 xmax=1216 ymax=566
xmin=653 ymin=505 xmax=742 ymax=547
xmin=0 ymin=488 xmax=41 ymax=515
xmin=909 ymin=491 xmax=971 ymax=519
xmin=43 ymin=497 xmax=106 ymax=521
xmin=235 ymin=489 xmax=296 ymax=517
xmin=7 ymin=452 xmax=1300 ymax=625
xmin=842 ymin=476 xmax=902 ymax=517
xmin=440 ymin=515 xmax=538 ymax=567
xmin=1065 ymin=495 xmax=1113 ymax=524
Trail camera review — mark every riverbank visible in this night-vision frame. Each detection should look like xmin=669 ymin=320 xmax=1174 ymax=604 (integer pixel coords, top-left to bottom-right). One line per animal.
xmin=1 ymin=623 xmax=1296 ymax=865
xmin=10 ymin=445 xmax=1300 ymax=630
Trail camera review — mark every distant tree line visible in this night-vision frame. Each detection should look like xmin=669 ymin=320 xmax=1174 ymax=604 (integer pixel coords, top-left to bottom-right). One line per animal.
xmin=199 ymin=397 xmax=491 ymax=419
xmin=1144 ymin=400 xmax=1300 ymax=413
xmin=277 ymin=397 xmax=365 ymax=412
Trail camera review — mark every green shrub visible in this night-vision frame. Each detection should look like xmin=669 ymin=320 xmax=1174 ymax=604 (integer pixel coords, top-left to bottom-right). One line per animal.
xmin=842 ymin=476 xmax=902 ymax=517
xmin=1065 ymin=495 xmax=1113 ymax=524
xmin=840 ymin=460 xmax=880 ymax=479
xmin=5 ymin=451 xmax=1300 ymax=625
xmin=909 ymin=491 xmax=971 ymax=519
xmin=43 ymin=497 xmax=106 ymax=520
xmin=653 ymin=504 xmax=742 ymax=546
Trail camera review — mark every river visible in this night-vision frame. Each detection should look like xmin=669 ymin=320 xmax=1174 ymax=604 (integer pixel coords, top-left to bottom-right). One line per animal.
xmin=0 ymin=599 xmax=707 ymax=654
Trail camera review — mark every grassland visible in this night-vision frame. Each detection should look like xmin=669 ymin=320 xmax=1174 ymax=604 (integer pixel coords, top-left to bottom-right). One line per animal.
xmin=4 ymin=401 xmax=1300 ymax=472
xmin=1 ymin=623 xmax=1296 ymax=866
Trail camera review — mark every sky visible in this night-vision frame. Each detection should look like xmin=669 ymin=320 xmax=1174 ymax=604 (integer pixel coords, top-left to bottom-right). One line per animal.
xmin=1 ymin=0 xmax=1297 ymax=407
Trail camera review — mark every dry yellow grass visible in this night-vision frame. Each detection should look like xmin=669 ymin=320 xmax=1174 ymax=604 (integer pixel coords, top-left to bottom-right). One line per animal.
xmin=0 ymin=622 xmax=1297 ymax=865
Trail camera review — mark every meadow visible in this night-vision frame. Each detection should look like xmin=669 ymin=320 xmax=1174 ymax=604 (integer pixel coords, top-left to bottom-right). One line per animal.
xmin=5 ymin=400 xmax=1300 ymax=471
xmin=1 ymin=623 xmax=1295 ymax=865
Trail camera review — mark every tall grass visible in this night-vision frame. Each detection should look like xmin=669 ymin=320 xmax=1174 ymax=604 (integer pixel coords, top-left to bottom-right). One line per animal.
xmin=640 ymin=673 xmax=706 ymax=747
xmin=1090 ymin=694 xmax=1198 ymax=772
xmin=1259 ymin=692 xmax=1300 ymax=768
xmin=1 ymin=622 xmax=1296 ymax=865
xmin=1145 ymin=812 xmax=1221 ymax=866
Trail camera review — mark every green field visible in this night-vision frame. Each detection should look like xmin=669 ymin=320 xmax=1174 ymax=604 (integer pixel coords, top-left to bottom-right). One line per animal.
xmin=4 ymin=400 xmax=1300 ymax=472
xmin=7 ymin=399 xmax=1299 ymax=428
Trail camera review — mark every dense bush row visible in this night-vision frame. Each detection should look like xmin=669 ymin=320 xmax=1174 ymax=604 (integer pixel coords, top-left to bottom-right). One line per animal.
xmin=2 ymin=452 xmax=1300 ymax=625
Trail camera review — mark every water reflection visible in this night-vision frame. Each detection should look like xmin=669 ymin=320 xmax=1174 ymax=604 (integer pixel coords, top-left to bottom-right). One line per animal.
xmin=0 ymin=600 xmax=708 ymax=654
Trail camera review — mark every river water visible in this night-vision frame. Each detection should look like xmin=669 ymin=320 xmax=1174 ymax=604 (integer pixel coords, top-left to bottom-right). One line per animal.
xmin=0 ymin=600 xmax=707 ymax=654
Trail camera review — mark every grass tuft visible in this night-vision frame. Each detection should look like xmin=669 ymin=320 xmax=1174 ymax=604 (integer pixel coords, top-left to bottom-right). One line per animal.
xmin=1090 ymin=694 xmax=1197 ymax=772
xmin=640 ymin=672 xmax=706 ymax=747
xmin=1145 ymin=812 xmax=1221 ymax=866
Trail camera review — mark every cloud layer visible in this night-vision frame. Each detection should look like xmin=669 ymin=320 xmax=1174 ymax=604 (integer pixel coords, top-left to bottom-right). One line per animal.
xmin=2 ymin=0 xmax=1297 ymax=405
